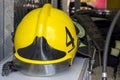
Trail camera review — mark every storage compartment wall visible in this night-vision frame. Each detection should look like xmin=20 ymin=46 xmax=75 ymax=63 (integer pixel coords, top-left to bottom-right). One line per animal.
xmin=0 ymin=0 xmax=14 ymax=61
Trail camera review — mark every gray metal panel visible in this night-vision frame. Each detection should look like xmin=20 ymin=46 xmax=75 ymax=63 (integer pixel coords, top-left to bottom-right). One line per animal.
xmin=3 ymin=0 xmax=14 ymax=57
xmin=61 ymin=0 xmax=70 ymax=15
xmin=0 ymin=0 xmax=14 ymax=61
xmin=0 ymin=0 xmax=4 ymax=61
xmin=51 ymin=0 xmax=58 ymax=8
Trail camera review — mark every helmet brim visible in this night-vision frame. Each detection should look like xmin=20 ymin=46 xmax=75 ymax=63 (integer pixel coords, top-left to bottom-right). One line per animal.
xmin=13 ymin=58 xmax=70 ymax=76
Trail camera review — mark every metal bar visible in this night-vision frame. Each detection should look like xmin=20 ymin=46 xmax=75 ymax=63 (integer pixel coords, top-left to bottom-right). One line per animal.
xmin=51 ymin=0 xmax=58 ymax=8
xmin=0 ymin=0 xmax=4 ymax=61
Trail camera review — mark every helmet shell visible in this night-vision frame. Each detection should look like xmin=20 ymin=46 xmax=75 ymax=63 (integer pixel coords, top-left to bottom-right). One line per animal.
xmin=14 ymin=4 xmax=78 ymax=65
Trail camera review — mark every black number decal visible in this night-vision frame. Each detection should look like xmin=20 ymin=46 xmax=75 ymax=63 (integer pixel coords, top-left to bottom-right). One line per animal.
xmin=65 ymin=27 xmax=75 ymax=53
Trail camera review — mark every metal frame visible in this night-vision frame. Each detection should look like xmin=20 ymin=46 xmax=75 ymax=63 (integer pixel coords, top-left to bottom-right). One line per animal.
xmin=0 ymin=0 xmax=4 ymax=61
xmin=51 ymin=0 xmax=58 ymax=8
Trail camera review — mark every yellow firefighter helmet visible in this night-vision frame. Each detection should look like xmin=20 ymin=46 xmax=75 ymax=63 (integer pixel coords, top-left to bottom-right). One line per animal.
xmin=14 ymin=3 xmax=78 ymax=76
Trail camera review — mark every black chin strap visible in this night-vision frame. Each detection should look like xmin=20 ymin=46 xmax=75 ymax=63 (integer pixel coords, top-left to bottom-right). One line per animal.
xmin=2 ymin=61 xmax=18 ymax=76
